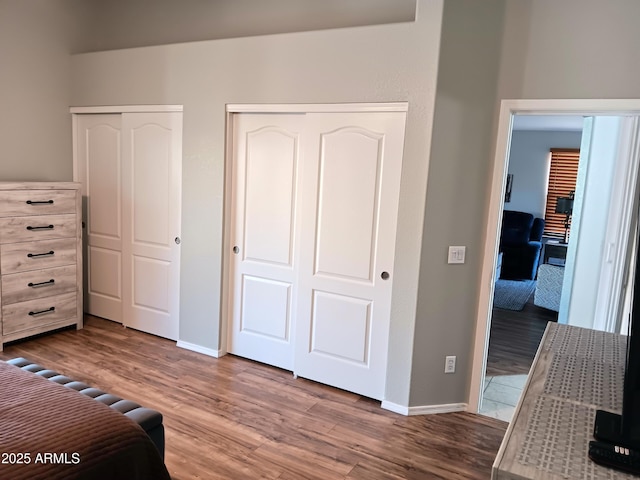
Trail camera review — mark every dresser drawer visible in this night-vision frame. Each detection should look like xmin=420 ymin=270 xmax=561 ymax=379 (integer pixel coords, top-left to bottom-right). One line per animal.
xmin=2 ymin=292 xmax=76 ymax=336
xmin=1 ymin=265 xmax=77 ymax=305
xmin=1 ymin=238 xmax=77 ymax=274
xmin=0 ymin=214 xmax=76 ymax=244
xmin=0 ymin=190 xmax=76 ymax=217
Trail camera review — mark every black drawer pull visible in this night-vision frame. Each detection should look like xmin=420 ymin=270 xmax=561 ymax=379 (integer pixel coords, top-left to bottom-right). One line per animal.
xmin=27 ymin=251 xmax=54 ymax=258
xmin=26 ymin=200 xmax=54 ymax=205
xmin=28 ymin=307 xmax=55 ymax=316
xmin=26 ymin=225 xmax=54 ymax=231
xmin=28 ymin=279 xmax=55 ymax=288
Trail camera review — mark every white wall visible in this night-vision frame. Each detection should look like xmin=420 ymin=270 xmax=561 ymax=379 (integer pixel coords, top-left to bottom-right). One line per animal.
xmin=410 ymin=0 xmax=505 ymax=407
xmin=70 ymin=0 xmax=444 ymax=408
xmin=492 ymin=0 xmax=640 ymax=348
xmin=460 ymin=0 xmax=640 ymax=407
xmin=562 ymin=117 xmax=620 ymax=329
xmin=498 ymin=0 xmax=640 ymax=100
xmin=0 ymin=0 xmax=74 ymax=181
xmin=506 ymin=129 xmax=583 ymax=218
xmin=68 ymin=0 xmax=416 ymax=53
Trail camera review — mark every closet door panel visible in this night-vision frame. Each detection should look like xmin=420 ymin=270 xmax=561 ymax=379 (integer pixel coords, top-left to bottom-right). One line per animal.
xmin=76 ymin=114 xmax=123 ymax=322
xmin=314 ymin=127 xmax=381 ymax=281
xmin=227 ymin=114 xmax=303 ymax=370
xmin=122 ymin=112 xmax=182 ymax=341
xmin=295 ymin=111 xmax=406 ymax=401
xmin=227 ymin=108 xmax=406 ymax=401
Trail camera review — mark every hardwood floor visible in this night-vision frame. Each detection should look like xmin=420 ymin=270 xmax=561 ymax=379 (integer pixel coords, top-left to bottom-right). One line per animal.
xmin=486 ymin=298 xmax=558 ymax=377
xmin=0 ymin=316 xmax=507 ymax=480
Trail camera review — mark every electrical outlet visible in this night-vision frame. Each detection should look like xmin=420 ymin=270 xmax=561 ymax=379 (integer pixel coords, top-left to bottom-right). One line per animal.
xmin=445 ymin=355 xmax=456 ymax=374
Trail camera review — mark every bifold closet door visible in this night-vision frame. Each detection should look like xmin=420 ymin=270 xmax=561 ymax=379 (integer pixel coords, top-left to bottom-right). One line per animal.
xmin=75 ymin=112 xmax=182 ymax=341
xmin=227 ymin=109 xmax=406 ymax=400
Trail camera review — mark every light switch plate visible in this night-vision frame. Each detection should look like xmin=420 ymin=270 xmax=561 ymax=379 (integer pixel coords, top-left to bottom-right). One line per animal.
xmin=448 ymin=246 xmax=466 ymax=264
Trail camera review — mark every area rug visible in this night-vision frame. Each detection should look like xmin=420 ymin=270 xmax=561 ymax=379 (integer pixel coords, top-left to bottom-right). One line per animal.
xmin=493 ymin=279 xmax=536 ymax=311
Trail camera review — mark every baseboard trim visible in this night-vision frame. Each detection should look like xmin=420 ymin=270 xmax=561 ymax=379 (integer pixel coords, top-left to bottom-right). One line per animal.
xmin=176 ymin=340 xmax=221 ymax=358
xmin=382 ymin=401 xmax=468 ymax=416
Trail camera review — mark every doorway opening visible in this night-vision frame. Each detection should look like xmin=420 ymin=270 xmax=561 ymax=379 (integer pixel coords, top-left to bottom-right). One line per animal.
xmin=480 ymin=115 xmax=583 ymax=420
xmin=469 ymin=99 xmax=640 ymax=416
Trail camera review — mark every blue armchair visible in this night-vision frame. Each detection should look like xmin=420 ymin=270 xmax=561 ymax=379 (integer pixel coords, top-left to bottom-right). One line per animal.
xmin=499 ymin=210 xmax=545 ymax=280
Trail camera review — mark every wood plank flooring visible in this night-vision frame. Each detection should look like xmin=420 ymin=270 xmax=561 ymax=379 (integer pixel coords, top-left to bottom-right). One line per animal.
xmin=486 ymin=299 xmax=558 ymax=377
xmin=0 ymin=316 xmax=507 ymax=480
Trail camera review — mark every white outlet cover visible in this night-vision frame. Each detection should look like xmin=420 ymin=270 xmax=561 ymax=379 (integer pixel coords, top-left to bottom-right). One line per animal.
xmin=445 ymin=355 xmax=456 ymax=373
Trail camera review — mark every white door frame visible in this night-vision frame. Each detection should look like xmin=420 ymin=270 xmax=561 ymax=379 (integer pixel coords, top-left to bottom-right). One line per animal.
xmin=592 ymin=117 xmax=640 ymax=333
xmin=220 ymin=102 xmax=408 ymax=357
xmin=469 ymin=99 xmax=640 ymax=413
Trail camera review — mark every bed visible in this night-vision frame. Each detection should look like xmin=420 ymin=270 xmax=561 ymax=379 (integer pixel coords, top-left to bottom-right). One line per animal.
xmin=0 ymin=360 xmax=171 ymax=480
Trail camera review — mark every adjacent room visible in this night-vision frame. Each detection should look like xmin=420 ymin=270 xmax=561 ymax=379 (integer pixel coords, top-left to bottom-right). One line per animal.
xmin=481 ymin=115 xmax=584 ymax=421
xmin=2 ymin=0 xmax=640 ymax=478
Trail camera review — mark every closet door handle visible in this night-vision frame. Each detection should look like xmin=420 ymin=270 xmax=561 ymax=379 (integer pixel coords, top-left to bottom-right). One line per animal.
xmin=26 ymin=225 xmax=54 ymax=231
xmin=27 ymin=251 xmax=55 ymax=258
xmin=28 ymin=307 xmax=55 ymax=316
xmin=26 ymin=200 xmax=54 ymax=205
xmin=28 ymin=279 xmax=55 ymax=288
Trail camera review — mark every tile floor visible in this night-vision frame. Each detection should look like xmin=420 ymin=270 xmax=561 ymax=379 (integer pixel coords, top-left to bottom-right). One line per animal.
xmin=479 ymin=374 xmax=528 ymax=422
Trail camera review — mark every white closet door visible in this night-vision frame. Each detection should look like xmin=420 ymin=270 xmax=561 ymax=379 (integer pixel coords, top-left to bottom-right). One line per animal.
xmin=294 ymin=112 xmax=406 ymax=400
xmin=76 ymin=114 xmax=123 ymax=322
xmin=121 ymin=112 xmax=182 ymax=341
xmin=227 ymin=114 xmax=303 ymax=370
xmin=228 ymin=108 xmax=406 ymax=400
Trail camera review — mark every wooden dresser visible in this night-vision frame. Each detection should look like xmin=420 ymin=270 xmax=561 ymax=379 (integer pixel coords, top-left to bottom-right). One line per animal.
xmin=0 ymin=182 xmax=83 ymax=350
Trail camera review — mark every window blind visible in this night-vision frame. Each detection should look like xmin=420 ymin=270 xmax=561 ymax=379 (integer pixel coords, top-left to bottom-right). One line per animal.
xmin=544 ymin=148 xmax=580 ymax=239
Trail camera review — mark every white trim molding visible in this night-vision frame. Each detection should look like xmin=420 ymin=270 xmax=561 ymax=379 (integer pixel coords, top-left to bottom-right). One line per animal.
xmin=382 ymin=401 xmax=467 ymax=416
xmin=226 ymin=102 xmax=409 ymax=114
xmin=70 ymin=105 xmax=183 ymax=114
xmin=177 ymin=340 xmax=222 ymax=358
xmin=470 ymin=98 xmax=640 ymax=415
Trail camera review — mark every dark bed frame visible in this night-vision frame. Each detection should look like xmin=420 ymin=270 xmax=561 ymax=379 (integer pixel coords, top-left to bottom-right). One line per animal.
xmin=6 ymin=357 xmax=165 ymax=458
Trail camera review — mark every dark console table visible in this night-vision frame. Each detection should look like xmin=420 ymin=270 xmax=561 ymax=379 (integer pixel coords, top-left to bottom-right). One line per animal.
xmin=542 ymin=241 xmax=568 ymax=266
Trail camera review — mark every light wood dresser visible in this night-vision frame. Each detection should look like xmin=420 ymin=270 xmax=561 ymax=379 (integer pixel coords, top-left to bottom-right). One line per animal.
xmin=0 ymin=182 xmax=83 ymax=350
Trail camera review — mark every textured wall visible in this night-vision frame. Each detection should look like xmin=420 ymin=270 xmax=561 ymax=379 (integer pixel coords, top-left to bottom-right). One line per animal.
xmin=409 ymin=0 xmax=505 ymax=407
xmin=466 ymin=0 xmax=640 ymax=409
xmin=0 ymin=0 xmax=74 ymax=181
xmin=68 ymin=0 xmax=416 ymax=53
xmin=498 ymin=0 xmax=640 ymax=100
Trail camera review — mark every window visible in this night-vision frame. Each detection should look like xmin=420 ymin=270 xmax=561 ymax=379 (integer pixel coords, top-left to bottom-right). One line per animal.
xmin=544 ymin=148 xmax=580 ymax=239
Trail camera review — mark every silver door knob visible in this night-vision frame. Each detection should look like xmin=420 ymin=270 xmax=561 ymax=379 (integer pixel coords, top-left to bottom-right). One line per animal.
xmin=175 ymin=237 xmax=181 ymax=245
xmin=381 ymin=271 xmax=390 ymax=280
xmin=233 ymin=246 xmax=240 ymax=254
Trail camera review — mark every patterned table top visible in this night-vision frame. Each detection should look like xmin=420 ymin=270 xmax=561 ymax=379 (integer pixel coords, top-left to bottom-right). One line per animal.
xmin=492 ymin=323 xmax=634 ymax=480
